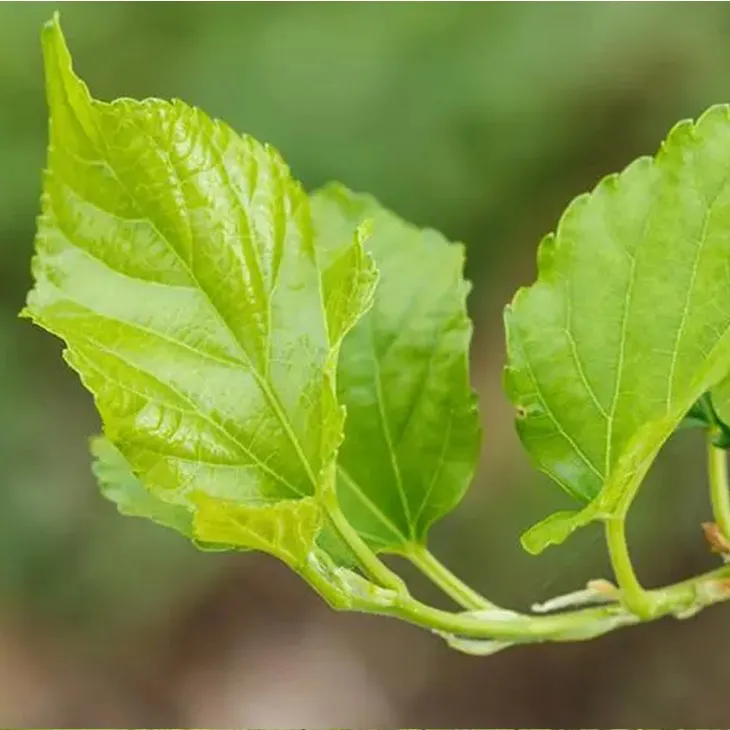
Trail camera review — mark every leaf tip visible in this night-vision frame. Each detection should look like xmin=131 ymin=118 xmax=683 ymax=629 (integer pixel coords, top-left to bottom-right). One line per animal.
xmin=520 ymin=510 xmax=578 ymax=554
xmin=40 ymin=11 xmax=94 ymax=131
xmin=521 ymin=501 xmax=601 ymax=554
xmin=41 ymin=11 xmax=69 ymax=73
xmin=17 ymin=306 xmax=32 ymax=322
xmin=41 ymin=11 xmax=61 ymax=37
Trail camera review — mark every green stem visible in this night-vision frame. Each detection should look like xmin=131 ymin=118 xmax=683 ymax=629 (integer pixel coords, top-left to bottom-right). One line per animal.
xmin=303 ymin=553 xmax=730 ymax=645
xmin=708 ymin=428 xmax=730 ymax=541
xmin=387 ymin=591 xmax=627 ymax=643
xmin=605 ymin=517 xmax=656 ymax=619
xmin=316 ymin=471 xmax=730 ymax=649
xmin=323 ymin=498 xmax=407 ymax=593
xmin=404 ymin=543 xmax=495 ymax=610
xmin=323 ymin=493 xmax=492 ymax=609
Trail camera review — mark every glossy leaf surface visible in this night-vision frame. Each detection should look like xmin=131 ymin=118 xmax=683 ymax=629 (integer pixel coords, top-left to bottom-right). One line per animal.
xmin=192 ymin=493 xmax=322 ymax=567
xmin=25 ymin=17 xmax=376 ymax=562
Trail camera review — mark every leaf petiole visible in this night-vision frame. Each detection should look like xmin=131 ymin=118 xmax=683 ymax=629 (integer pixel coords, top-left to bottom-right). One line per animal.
xmin=323 ymin=495 xmax=407 ymax=593
xmin=403 ymin=543 xmax=495 ymax=610
xmin=707 ymin=428 xmax=730 ymax=543
xmin=605 ymin=516 xmax=657 ymax=619
xmin=304 ymin=545 xmax=730 ymax=649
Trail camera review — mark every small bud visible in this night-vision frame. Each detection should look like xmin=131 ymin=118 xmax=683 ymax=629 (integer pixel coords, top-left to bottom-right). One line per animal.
xmin=701 ymin=522 xmax=730 ymax=555
xmin=587 ymin=578 xmax=618 ymax=597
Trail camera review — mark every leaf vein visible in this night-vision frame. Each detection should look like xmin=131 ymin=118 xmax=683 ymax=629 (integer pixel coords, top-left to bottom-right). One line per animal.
xmin=68 ymin=327 xmax=305 ymax=498
xmin=67 ymin=106 xmax=321 ymax=489
xmin=411 ymin=406 xmax=455 ymax=529
xmin=517 ymin=327 xmax=605 ymax=482
xmin=369 ymin=314 xmax=413 ymax=534
xmin=565 ymin=280 xmax=609 ymax=419
xmin=336 ymin=465 xmax=408 ymax=545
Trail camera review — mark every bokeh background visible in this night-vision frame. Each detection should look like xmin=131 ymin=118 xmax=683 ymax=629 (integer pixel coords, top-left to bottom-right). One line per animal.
xmin=2 ymin=2 xmax=730 ymax=727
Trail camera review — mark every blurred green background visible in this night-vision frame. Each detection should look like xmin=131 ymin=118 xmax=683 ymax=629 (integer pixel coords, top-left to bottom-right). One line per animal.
xmin=2 ymin=2 xmax=730 ymax=726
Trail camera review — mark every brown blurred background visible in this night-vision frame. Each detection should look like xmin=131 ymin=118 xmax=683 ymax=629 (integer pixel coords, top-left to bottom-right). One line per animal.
xmin=2 ymin=2 xmax=730 ymax=727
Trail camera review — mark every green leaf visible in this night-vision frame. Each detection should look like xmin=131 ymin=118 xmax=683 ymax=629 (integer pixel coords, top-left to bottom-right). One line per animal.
xmin=91 ymin=436 xmax=194 ymax=539
xmin=697 ymin=379 xmax=730 ymax=449
xmin=311 ymin=184 xmax=481 ymax=553
xmin=192 ymin=493 xmax=322 ymax=568
xmin=520 ymin=505 xmax=601 ymax=555
xmin=680 ymin=391 xmax=730 ymax=448
xmin=24 ymin=16 xmax=376 ymax=564
xmin=505 ymin=105 xmax=730 ymax=553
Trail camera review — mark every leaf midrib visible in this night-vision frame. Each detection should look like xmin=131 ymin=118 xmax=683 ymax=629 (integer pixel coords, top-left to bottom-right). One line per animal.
xmin=528 ymin=152 xmax=730 ymax=493
xmin=606 ymin=162 xmax=730 ymax=471
xmin=119 ymin=107 xmax=319 ymax=488
xmin=57 ymin=90 xmax=322 ymax=496
xmin=665 ymin=171 xmax=715 ymax=411
xmin=69 ymin=325 xmax=305 ymax=498
xmin=369 ymin=314 xmax=413 ymax=535
xmin=336 ymin=464 xmax=407 ymax=547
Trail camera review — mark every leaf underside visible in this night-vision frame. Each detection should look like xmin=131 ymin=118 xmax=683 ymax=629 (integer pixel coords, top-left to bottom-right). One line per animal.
xmin=91 ymin=436 xmax=194 ymax=539
xmin=506 ymin=105 xmax=730 ymax=552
